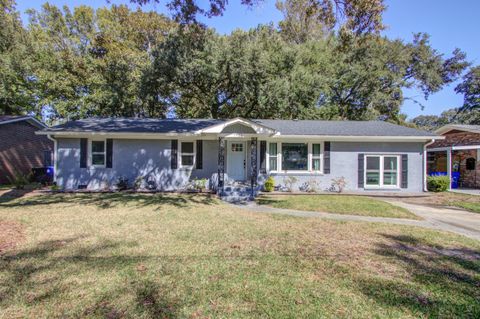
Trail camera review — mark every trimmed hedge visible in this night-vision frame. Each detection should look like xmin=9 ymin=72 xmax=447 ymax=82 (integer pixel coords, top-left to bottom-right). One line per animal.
xmin=427 ymin=175 xmax=450 ymax=192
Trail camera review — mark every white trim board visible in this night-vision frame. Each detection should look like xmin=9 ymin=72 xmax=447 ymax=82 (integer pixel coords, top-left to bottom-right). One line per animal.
xmin=1 ymin=116 xmax=47 ymax=129
xmin=36 ymin=131 xmax=440 ymax=142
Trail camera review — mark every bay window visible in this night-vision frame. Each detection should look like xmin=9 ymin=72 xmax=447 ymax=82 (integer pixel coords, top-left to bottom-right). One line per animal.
xmin=365 ymin=155 xmax=400 ymax=188
xmin=282 ymin=143 xmax=308 ymax=171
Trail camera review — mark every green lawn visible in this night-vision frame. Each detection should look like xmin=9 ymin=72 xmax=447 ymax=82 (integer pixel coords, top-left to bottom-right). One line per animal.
xmin=447 ymin=193 xmax=480 ymax=214
xmin=257 ymin=194 xmax=419 ymax=219
xmin=0 ymin=193 xmax=479 ymax=318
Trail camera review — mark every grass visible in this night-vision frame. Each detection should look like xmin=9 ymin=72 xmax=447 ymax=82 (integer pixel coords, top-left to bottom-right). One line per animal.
xmin=451 ymin=201 xmax=480 ymax=214
xmin=0 ymin=193 xmax=479 ymax=318
xmin=257 ymin=194 xmax=419 ymax=219
xmin=446 ymin=192 xmax=480 ymax=214
xmin=398 ymin=192 xmax=480 ymax=214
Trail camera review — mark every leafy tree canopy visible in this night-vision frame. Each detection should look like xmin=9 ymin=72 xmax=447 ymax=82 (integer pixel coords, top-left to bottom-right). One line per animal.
xmin=410 ymin=107 xmax=480 ymax=131
xmin=0 ymin=0 xmax=472 ymax=123
xmin=456 ymin=66 xmax=480 ymax=114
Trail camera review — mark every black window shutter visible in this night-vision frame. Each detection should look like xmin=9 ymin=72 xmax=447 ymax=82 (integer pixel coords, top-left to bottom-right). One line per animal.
xmin=358 ymin=153 xmax=364 ymax=188
xmin=196 ymin=140 xmax=203 ymax=169
xmin=171 ymin=140 xmax=178 ymax=169
xmin=106 ymin=139 xmax=113 ymax=168
xmin=80 ymin=138 xmax=87 ymax=168
xmin=260 ymin=141 xmax=266 ymax=174
xmin=401 ymin=154 xmax=408 ymax=188
xmin=324 ymin=142 xmax=331 ymax=174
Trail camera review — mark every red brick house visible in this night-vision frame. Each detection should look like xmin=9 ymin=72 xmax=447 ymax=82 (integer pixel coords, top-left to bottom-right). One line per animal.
xmin=0 ymin=116 xmax=53 ymax=184
xmin=427 ymin=125 xmax=480 ymax=189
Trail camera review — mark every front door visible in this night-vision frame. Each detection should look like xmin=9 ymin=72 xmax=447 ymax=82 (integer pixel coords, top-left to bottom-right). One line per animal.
xmin=227 ymin=141 xmax=246 ymax=181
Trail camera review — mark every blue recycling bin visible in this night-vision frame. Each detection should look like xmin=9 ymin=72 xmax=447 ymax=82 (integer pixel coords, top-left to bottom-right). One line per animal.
xmin=451 ymin=172 xmax=460 ymax=189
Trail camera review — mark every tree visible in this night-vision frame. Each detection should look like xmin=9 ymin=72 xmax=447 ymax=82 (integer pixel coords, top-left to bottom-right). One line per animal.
xmin=131 ymin=0 xmax=386 ymax=35
xmin=26 ymin=3 xmax=174 ymax=119
xmin=144 ymin=25 xmax=335 ymax=119
xmin=410 ymin=107 xmax=480 ymax=131
xmin=145 ymin=25 xmax=467 ymax=121
xmin=455 ymin=66 xmax=480 ymax=114
xmin=0 ymin=0 xmax=36 ymax=115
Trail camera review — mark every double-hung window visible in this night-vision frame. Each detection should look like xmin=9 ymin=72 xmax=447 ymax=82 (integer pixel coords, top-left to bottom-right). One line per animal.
xmin=365 ymin=155 xmax=399 ymax=188
xmin=91 ymin=140 xmax=106 ymax=166
xmin=311 ymin=143 xmax=322 ymax=171
xmin=180 ymin=141 xmax=195 ymax=168
xmin=268 ymin=143 xmax=278 ymax=171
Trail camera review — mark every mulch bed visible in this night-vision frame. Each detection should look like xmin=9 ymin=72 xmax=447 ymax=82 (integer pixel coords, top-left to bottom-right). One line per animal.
xmin=0 ymin=220 xmax=25 ymax=255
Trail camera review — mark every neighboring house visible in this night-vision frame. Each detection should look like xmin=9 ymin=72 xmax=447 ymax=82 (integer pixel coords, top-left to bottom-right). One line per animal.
xmin=427 ymin=124 xmax=480 ymax=189
xmin=0 ymin=116 xmax=53 ymax=184
xmin=37 ymin=117 xmax=441 ymax=193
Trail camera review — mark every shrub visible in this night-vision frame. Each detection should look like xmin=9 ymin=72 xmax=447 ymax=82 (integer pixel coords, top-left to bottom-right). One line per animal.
xmin=427 ymin=175 xmax=450 ymax=192
xmin=193 ymin=178 xmax=208 ymax=191
xmin=301 ymin=179 xmax=320 ymax=193
xmin=330 ymin=177 xmax=347 ymax=193
xmin=283 ymin=176 xmax=298 ymax=192
xmin=264 ymin=176 xmax=275 ymax=192
xmin=133 ymin=176 xmax=143 ymax=190
xmin=8 ymin=171 xmax=29 ymax=190
xmin=116 ymin=177 xmax=129 ymax=191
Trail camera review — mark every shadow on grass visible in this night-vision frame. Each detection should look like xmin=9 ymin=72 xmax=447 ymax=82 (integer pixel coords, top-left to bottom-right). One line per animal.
xmin=0 ymin=236 xmax=180 ymax=318
xmin=256 ymin=197 xmax=284 ymax=206
xmin=0 ymin=192 xmax=217 ymax=210
xmin=0 ymin=188 xmax=35 ymax=203
xmin=357 ymin=234 xmax=480 ymax=317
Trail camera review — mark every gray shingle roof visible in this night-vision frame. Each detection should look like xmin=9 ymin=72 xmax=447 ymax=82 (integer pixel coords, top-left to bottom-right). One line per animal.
xmin=43 ymin=117 xmax=437 ymax=137
xmin=254 ymin=120 xmax=437 ymax=136
xmin=45 ymin=118 xmax=223 ymax=133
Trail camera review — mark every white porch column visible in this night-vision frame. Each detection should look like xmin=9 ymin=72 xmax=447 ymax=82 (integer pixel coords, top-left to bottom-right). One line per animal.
xmin=446 ymin=148 xmax=452 ymax=190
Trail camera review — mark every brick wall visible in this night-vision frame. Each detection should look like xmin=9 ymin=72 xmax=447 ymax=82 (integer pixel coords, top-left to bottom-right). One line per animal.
xmin=0 ymin=121 xmax=53 ymax=184
xmin=428 ymin=130 xmax=480 ymax=148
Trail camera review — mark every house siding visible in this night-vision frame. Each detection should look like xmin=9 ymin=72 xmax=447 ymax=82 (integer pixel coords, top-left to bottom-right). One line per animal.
xmin=0 ymin=121 xmax=53 ymax=184
xmin=56 ymin=138 xmax=424 ymax=192
xmin=56 ymin=138 xmax=218 ymax=190
xmin=259 ymin=141 xmax=424 ymax=193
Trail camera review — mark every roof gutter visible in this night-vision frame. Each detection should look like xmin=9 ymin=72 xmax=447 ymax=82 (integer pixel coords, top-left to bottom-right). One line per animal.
xmin=423 ymin=138 xmax=436 ymax=192
xmin=46 ymin=134 xmax=57 ymax=184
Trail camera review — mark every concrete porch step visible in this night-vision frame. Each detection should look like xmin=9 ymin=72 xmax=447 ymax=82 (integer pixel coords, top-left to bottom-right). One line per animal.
xmin=219 ymin=184 xmax=261 ymax=202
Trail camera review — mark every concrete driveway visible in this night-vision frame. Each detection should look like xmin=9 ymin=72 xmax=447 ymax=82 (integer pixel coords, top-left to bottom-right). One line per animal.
xmin=383 ymin=200 xmax=480 ymax=241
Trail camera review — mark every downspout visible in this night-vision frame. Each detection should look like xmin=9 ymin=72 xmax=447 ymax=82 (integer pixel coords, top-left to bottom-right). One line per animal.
xmin=47 ymin=134 xmax=57 ymax=184
xmin=423 ymin=139 xmax=436 ymax=192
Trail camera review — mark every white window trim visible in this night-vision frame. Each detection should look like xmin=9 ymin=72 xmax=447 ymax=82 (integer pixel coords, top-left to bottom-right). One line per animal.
xmin=179 ymin=140 xmax=196 ymax=169
xmin=266 ymin=141 xmax=324 ymax=174
xmin=89 ymin=138 xmax=106 ymax=168
xmin=364 ymin=154 xmax=401 ymax=189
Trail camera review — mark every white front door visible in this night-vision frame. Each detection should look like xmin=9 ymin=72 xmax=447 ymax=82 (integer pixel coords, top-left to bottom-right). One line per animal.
xmin=227 ymin=141 xmax=246 ymax=181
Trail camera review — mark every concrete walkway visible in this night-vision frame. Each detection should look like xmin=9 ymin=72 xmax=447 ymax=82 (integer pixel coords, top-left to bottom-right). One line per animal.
xmin=235 ymin=201 xmax=480 ymax=241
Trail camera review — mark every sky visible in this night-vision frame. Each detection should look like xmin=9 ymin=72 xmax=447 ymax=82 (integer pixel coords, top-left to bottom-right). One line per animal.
xmin=15 ymin=0 xmax=480 ymax=119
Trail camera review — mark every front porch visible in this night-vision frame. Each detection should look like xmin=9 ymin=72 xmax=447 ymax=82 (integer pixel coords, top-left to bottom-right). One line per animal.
xmin=427 ymin=146 xmax=480 ymax=190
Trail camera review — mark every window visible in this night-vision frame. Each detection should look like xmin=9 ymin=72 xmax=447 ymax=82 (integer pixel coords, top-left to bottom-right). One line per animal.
xmin=466 ymin=157 xmax=476 ymax=170
xmin=282 ymin=143 xmax=308 ymax=171
xmin=91 ymin=140 xmax=106 ymax=166
xmin=180 ymin=141 xmax=195 ymax=167
xmin=269 ymin=143 xmax=278 ymax=171
xmin=312 ymin=144 xmax=321 ymax=171
xmin=365 ymin=155 xmax=399 ymax=188
xmin=231 ymin=143 xmax=243 ymax=152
